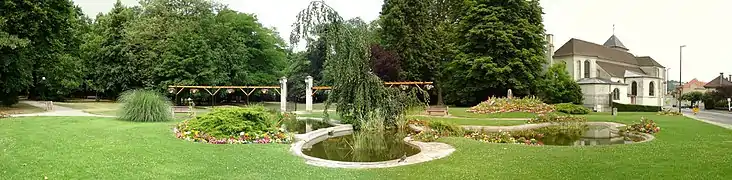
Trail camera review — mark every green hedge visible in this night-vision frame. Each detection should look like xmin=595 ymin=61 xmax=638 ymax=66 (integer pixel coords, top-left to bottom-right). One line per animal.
xmin=612 ymin=102 xmax=661 ymax=112
xmin=554 ymin=103 xmax=590 ymax=114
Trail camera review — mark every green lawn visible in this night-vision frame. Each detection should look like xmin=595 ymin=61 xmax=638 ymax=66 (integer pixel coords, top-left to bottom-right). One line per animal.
xmin=2 ymin=113 xmax=732 ymax=179
xmin=0 ymin=102 xmax=45 ymax=114
xmin=448 ymin=107 xmax=539 ymax=118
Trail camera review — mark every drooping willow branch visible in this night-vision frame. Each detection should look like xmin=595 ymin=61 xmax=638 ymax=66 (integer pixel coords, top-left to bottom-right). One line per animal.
xmin=290 ymin=1 xmax=426 ymax=130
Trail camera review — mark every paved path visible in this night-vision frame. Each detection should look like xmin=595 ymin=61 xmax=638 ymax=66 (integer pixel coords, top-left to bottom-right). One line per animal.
xmin=10 ymin=101 xmax=114 ymax=118
xmin=682 ymin=109 xmax=732 ymax=129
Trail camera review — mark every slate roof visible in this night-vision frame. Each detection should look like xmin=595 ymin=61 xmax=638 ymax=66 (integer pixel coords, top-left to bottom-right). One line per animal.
xmin=603 ymin=35 xmax=629 ymax=51
xmin=703 ymin=76 xmax=732 ymax=88
xmin=553 ymin=36 xmax=666 ymax=78
xmin=636 ymin=56 xmax=665 ymax=68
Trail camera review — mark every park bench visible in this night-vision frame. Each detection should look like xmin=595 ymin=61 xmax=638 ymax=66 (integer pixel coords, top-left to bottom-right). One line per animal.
xmin=171 ymin=106 xmax=193 ymax=117
xmin=425 ymin=106 xmax=449 ymax=116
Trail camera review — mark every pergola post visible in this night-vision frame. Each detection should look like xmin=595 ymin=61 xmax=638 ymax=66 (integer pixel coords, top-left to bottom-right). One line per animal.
xmin=280 ymin=77 xmax=288 ymax=112
xmin=305 ymin=76 xmax=314 ymax=112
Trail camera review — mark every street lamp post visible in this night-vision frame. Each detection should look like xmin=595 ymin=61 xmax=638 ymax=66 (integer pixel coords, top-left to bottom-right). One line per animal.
xmin=678 ymin=45 xmax=686 ymax=113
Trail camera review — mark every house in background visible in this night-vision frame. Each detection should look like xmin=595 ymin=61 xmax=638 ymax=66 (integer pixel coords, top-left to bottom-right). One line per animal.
xmin=679 ymin=78 xmax=708 ymax=94
xmin=549 ymin=34 xmax=667 ymax=112
xmin=703 ymin=73 xmax=732 ymax=90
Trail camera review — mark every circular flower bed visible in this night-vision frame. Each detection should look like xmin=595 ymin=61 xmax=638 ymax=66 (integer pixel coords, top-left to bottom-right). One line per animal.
xmin=467 ymin=96 xmax=554 ymax=114
xmin=172 ymin=106 xmax=295 ymax=144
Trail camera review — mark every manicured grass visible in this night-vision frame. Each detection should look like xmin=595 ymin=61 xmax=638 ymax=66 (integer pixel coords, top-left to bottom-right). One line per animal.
xmin=448 ymin=107 xmax=539 ymax=118
xmin=411 ymin=116 xmax=527 ymax=126
xmin=2 ymin=113 xmax=732 ymax=179
xmin=0 ymin=102 xmax=45 ymax=114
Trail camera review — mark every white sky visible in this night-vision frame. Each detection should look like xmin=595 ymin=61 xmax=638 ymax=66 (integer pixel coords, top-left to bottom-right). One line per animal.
xmin=74 ymin=0 xmax=732 ymax=83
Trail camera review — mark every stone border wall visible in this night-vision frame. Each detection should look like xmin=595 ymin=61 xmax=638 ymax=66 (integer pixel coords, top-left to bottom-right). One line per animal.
xmin=290 ymin=118 xmax=455 ymax=169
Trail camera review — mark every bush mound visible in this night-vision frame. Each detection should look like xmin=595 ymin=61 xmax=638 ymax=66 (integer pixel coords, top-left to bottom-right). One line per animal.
xmin=612 ymin=102 xmax=660 ymax=112
xmin=554 ymin=103 xmax=590 ymax=114
xmin=467 ymin=96 xmax=554 ymax=114
xmin=174 ymin=106 xmax=293 ymax=144
xmin=118 ymin=89 xmax=172 ymax=122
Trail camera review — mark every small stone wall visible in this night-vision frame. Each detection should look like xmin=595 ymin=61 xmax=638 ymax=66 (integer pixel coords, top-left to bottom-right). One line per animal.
xmin=290 ymin=118 xmax=455 ymax=169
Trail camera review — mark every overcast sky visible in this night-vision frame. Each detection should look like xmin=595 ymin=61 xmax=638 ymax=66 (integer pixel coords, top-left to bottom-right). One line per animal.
xmin=73 ymin=0 xmax=732 ymax=83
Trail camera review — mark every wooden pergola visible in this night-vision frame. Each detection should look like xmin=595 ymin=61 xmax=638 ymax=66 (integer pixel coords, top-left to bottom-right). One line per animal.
xmin=310 ymin=81 xmax=434 ymax=95
xmin=167 ymin=85 xmax=281 ymax=106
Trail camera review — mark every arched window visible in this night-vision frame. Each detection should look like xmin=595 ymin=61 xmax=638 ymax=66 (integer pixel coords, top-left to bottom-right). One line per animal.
xmin=649 ymin=82 xmax=655 ymax=96
xmin=577 ymin=60 xmax=581 ymax=78
xmin=584 ymin=60 xmax=590 ymax=78
xmin=612 ymin=88 xmax=620 ymax=100
xmin=631 ymin=81 xmax=638 ymax=96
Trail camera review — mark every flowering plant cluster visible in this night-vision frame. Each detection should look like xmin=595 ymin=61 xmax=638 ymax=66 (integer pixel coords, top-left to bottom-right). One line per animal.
xmin=467 ymin=96 xmax=554 ymax=114
xmin=656 ymin=109 xmax=682 ymax=116
xmin=173 ymin=126 xmax=294 ymax=144
xmin=527 ymin=114 xmax=587 ymax=124
xmin=622 ymin=117 xmax=661 ymax=134
xmin=464 ymin=130 xmax=543 ymax=145
xmin=411 ymin=130 xmax=440 ymax=142
xmin=0 ymin=112 xmax=10 ymax=119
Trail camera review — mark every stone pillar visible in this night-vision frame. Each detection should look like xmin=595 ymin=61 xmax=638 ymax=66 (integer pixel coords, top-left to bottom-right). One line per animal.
xmin=305 ymin=76 xmax=314 ymax=112
xmin=280 ymin=77 xmax=288 ymax=112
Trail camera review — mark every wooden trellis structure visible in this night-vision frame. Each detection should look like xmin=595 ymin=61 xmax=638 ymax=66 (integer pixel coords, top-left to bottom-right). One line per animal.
xmin=310 ymin=81 xmax=434 ymax=96
xmin=167 ymin=85 xmax=281 ymax=106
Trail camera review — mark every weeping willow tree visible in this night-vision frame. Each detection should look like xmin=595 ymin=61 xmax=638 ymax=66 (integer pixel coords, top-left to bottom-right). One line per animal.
xmin=290 ymin=1 xmax=425 ymax=130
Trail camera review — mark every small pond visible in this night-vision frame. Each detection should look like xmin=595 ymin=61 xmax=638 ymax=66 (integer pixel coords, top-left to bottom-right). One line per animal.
xmin=283 ymin=119 xmax=333 ymax=134
xmin=538 ymin=125 xmax=645 ymax=146
xmin=301 ymin=131 xmax=420 ymax=162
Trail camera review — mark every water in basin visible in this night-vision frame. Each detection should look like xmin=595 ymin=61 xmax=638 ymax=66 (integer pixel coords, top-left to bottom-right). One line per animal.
xmin=301 ymin=131 xmax=420 ymax=162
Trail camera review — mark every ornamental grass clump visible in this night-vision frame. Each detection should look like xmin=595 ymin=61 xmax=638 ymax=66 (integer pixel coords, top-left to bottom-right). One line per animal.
xmin=118 ymin=89 xmax=172 ymax=122
xmin=468 ymin=96 xmax=554 ymax=114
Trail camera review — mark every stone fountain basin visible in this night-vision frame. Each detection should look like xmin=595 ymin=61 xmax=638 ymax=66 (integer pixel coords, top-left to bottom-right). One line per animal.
xmin=290 ymin=120 xmax=455 ymax=169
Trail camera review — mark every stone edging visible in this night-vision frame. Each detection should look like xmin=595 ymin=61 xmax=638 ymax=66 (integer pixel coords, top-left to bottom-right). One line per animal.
xmin=290 ymin=118 xmax=455 ymax=169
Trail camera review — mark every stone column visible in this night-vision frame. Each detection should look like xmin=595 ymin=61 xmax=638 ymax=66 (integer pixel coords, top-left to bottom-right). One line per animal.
xmin=305 ymin=76 xmax=314 ymax=112
xmin=280 ymin=77 xmax=288 ymax=112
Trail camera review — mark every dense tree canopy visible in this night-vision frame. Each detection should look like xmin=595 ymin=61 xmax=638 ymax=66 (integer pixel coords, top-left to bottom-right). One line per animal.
xmin=443 ymin=0 xmax=547 ymax=106
xmin=539 ymin=63 xmax=583 ymax=104
xmin=379 ymin=0 xmax=438 ymax=81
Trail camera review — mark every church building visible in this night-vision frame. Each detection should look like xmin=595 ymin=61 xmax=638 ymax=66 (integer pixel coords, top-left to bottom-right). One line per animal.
xmin=548 ymin=34 xmax=667 ymax=111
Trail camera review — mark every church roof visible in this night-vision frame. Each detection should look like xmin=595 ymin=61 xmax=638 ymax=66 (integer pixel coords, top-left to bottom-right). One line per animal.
xmin=554 ymin=37 xmax=666 ymax=78
xmin=636 ymin=56 xmax=665 ymax=68
xmin=603 ymin=35 xmax=628 ymax=50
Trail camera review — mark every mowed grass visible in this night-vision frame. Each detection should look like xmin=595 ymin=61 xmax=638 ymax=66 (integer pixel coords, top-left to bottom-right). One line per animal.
xmin=2 ymin=113 xmax=732 ymax=179
xmin=0 ymin=102 xmax=45 ymax=114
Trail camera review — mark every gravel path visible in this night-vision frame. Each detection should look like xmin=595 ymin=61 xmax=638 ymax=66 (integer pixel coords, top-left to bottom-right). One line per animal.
xmin=10 ymin=101 xmax=114 ymax=118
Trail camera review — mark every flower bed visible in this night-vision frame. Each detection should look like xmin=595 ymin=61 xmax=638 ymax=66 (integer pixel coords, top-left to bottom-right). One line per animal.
xmin=657 ymin=109 xmax=682 ymax=116
xmin=173 ymin=125 xmax=293 ymax=144
xmin=622 ymin=117 xmax=661 ymax=134
xmin=0 ymin=112 xmax=9 ymax=119
xmin=172 ymin=106 xmax=295 ymax=144
xmin=464 ymin=130 xmax=543 ymax=145
xmin=527 ymin=114 xmax=587 ymax=124
xmin=467 ymin=96 xmax=554 ymax=114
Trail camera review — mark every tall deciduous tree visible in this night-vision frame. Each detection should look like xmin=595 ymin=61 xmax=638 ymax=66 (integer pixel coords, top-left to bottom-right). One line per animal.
xmin=291 ymin=1 xmax=424 ymax=129
xmin=444 ymin=0 xmax=546 ymax=106
xmin=0 ymin=0 xmax=85 ymax=103
xmin=379 ymin=0 xmax=438 ymax=81
xmin=539 ymin=63 xmax=583 ymax=104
